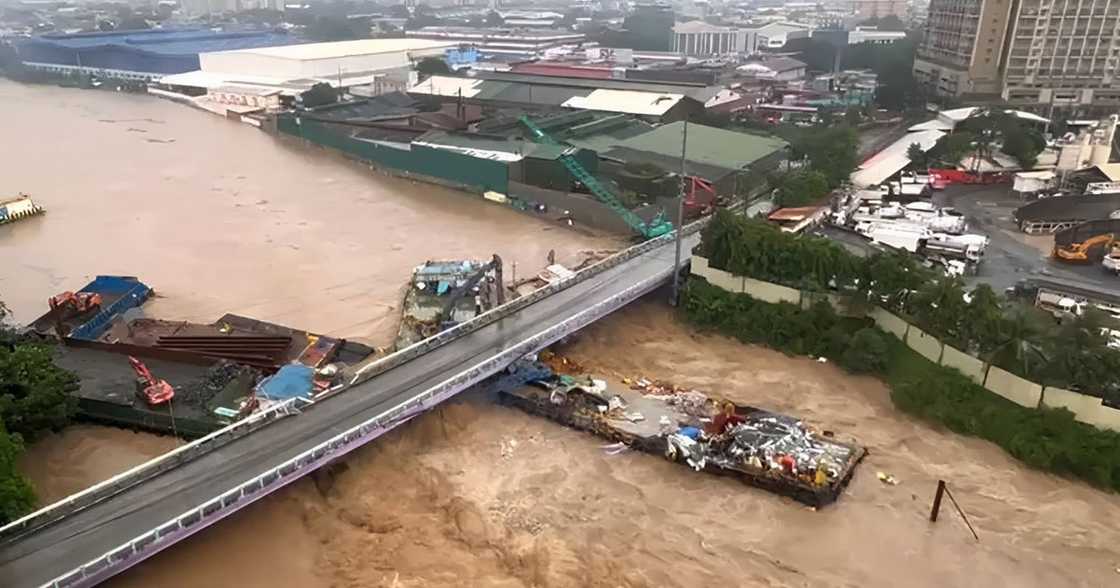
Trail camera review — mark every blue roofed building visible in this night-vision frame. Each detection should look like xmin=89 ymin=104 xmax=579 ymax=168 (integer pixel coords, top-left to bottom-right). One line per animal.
xmin=14 ymin=28 xmax=302 ymax=81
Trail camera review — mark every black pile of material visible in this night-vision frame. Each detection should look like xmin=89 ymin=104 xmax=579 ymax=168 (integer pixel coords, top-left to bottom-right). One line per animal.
xmin=178 ymin=360 xmax=258 ymax=408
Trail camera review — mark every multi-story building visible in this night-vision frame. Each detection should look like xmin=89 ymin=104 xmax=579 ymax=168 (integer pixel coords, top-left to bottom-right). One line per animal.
xmin=915 ymin=0 xmax=1120 ymax=112
xmin=912 ymin=0 xmax=1012 ymax=96
xmin=850 ymin=0 xmax=907 ymax=20
xmin=670 ymin=20 xmax=812 ymax=56
xmin=1001 ymin=0 xmax=1120 ymax=109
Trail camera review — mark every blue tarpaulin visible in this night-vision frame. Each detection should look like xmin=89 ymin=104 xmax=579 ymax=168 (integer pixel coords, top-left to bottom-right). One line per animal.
xmin=257 ymin=364 xmax=314 ymax=400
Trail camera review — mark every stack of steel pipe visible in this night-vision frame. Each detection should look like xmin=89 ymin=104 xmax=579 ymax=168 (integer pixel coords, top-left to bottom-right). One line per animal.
xmin=155 ymin=335 xmax=291 ymax=369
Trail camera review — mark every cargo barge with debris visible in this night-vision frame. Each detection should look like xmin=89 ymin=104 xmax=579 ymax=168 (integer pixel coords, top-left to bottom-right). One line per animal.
xmin=497 ymin=363 xmax=866 ymax=507
xmin=395 ymin=256 xmax=504 ymax=349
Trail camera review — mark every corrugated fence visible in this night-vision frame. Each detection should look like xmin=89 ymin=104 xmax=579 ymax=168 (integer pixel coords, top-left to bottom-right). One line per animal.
xmin=276 ymin=115 xmax=509 ymax=193
xmin=691 ymin=255 xmax=1120 ymax=433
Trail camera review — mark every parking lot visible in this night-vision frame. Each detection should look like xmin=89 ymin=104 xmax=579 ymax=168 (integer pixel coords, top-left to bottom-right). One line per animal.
xmin=936 ymin=184 xmax=1120 ymax=292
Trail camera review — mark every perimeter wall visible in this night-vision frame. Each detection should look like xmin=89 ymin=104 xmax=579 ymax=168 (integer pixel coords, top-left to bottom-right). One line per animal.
xmin=691 ymin=255 xmax=1120 ymax=432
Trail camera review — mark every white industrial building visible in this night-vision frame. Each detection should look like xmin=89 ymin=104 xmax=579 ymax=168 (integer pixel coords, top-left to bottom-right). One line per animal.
xmin=160 ymin=38 xmax=455 ymax=96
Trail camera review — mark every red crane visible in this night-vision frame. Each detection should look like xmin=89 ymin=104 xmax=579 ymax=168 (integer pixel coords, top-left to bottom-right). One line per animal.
xmin=128 ymin=356 xmax=175 ymax=405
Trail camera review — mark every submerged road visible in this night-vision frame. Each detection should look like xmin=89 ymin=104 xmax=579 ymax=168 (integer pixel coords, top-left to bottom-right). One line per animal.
xmin=0 ymin=235 xmax=696 ymax=588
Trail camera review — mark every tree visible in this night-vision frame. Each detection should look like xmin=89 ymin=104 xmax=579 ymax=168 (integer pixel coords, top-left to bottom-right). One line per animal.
xmin=911 ymin=277 xmax=969 ymax=346
xmin=906 ymin=142 xmax=926 ymax=168
xmin=485 ymin=10 xmax=504 ymax=26
xmin=416 ymin=57 xmax=450 ymax=77
xmin=775 ymin=169 xmax=829 ymax=207
xmin=935 ymin=131 xmax=976 ymax=166
xmin=1002 ymin=125 xmax=1042 ymax=169
xmin=798 ymin=127 xmax=858 ymax=188
xmin=989 ymin=305 xmax=1051 ymax=380
xmin=0 ymin=344 xmax=78 ymax=440
xmin=299 ymin=82 xmax=338 ymax=108
xmin=960 ymin=284 xmax=1004 ymax=354
xmin=840 ymin=328 xmax=891 ymax=373
xmin=0 ymin=420 xmax=34 ymax=525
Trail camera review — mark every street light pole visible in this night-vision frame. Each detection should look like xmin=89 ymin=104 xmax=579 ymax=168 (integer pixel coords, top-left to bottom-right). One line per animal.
xmin=671 ymin=117 xmax=689 ymax=306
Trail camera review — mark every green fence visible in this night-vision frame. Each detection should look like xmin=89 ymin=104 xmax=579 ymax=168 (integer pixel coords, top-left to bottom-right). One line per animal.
xmin=277 ymin=114 xmax=510 ymax=193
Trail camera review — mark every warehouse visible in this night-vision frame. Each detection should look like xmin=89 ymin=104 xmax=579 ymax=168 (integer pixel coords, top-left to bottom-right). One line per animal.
xmin=14 ymin=28 xmax=299 ymax=80
xmin=596 ymin=121 xmax=789 ymax=195
xmin=408 ymin=74 xmax=705 ymax=122
xmin=160 ymin=38 xmax=454 ymax=96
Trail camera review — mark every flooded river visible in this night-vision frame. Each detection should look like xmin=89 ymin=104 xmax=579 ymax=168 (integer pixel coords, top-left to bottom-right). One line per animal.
xmin=0 ymin=80 xmax=617 ymax=340
xmin=6 ymin=80 xmax=1120 ymax=587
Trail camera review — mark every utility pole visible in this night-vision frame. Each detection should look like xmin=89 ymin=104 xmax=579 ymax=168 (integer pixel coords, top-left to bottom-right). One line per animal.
xmin=671 ymin=117 xmax=689 ymax=306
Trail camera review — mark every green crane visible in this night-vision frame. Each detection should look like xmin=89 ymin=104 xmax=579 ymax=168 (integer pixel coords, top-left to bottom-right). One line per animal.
xmin=518 ymin=116 xmax=673 ymax=239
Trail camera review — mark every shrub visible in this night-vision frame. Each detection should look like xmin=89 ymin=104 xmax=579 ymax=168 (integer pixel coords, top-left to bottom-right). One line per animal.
xmin=840 ymin=328 xmax=890 ymax=374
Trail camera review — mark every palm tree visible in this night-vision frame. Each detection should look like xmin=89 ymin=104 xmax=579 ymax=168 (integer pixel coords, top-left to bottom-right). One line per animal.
xmin=988 ymin=305 xmax=1051 ymax=380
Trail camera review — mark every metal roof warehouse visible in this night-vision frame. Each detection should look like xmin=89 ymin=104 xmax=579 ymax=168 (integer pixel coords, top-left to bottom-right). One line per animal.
xmin=14 ymin=28 xmax=301 ymax=79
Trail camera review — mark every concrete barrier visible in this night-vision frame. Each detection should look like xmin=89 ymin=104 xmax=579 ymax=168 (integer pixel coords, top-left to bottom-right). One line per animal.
xmin=700 ymin=265 xmax=744 ymax=293
xmin=691 ymin=255 xmax=709 ymax=276
xmin=870 ymin=307 xmax=910 ymax=340
xmin=940 ymin=344 xmax=987 ymax=384
xmin=1042 ymin=387 xmax=1120 ymax=432
xmin=906 ymin=326 xmax=944 ymax=364
xmin=984 ymin=366 xmax=1043 ymax=408
xmin=743 ymin=276 xmax=800 ymax=305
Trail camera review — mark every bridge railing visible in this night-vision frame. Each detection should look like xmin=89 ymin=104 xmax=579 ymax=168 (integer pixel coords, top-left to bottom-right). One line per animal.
xmin=0 ymin=397 xmax=313 ymax=543
xmin=347 ymin=219 xmax=707 ymax=387
xmin=44 ymin=240 xmax=679 ymax=588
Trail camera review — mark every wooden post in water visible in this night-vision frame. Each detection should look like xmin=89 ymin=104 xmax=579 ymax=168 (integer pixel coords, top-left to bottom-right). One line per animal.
xmin=930 ymin=479 xmax=946 ymax=522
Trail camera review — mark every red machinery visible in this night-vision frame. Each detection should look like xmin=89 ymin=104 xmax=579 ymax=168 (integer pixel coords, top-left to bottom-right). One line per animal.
xmin=128 ymin=356 xmax=175 ymax=405
xmin=48 ymin=291 xmax=103 ymax=314
xmin=684 ymin=176 xmax=717 ymax=218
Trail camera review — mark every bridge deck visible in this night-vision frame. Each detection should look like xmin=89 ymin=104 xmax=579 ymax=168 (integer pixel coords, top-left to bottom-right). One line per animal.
xmin=0 ymin=236 xmax=692 ymax=588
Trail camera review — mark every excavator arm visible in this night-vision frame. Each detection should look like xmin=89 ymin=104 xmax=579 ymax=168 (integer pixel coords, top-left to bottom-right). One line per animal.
xmin=518 ymin=116 xmax=673 ymax=239
xmin=438 ymin=255 xmax=504 ymax=325
xmin=1054 ymin=233 xmax=1115 ymax=263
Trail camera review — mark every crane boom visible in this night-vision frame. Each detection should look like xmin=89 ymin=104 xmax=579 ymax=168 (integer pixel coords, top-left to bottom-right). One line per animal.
xmin=518 ymin=116 xmax=672 ymax=239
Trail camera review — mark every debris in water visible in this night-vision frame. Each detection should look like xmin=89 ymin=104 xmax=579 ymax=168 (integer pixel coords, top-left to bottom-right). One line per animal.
xmin=601 ymin=442 xmax=629 ymax=455
xmin=877 ymin=471 xmax=900 ymax=486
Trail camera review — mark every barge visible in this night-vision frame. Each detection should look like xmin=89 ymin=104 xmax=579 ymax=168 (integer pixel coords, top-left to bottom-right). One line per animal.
xmin=395 ymin=257 xmax=503 ymax=349
xmin=499 ymin=366 xmax=866 ymax=507
xmin=0 ymin=193 xmax=44 ymax=226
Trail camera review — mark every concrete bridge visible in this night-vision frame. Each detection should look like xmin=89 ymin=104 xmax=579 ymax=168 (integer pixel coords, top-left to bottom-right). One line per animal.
xmin=0 ymin=226 xmax=702 ymax=588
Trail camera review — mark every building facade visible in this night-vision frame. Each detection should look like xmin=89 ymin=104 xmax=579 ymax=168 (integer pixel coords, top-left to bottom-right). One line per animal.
xmin=915 ymin=0 xmax=1120 ymax=111
xmin=912 ymin=0 xmax=1012 ymax=96
xmin=850 ymin=0 xmax=907 ymax=20
xmin=671 ymin=21 xmax=746 ymax=55
xmin=1001 ymin=0 xmax=1120 ymax=109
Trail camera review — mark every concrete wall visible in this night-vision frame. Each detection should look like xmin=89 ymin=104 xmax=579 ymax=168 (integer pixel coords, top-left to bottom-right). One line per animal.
xmin=702 ymin=265 xmax=744 ymax=293
xmin=1042 ymin=388 xmax=1120 ymax=432
xmin=507 ymin=181 xmax=660 ymax=236
xmin=691 ymin=255 xmax=1120 ymax=432
xmin=742 ymin=276 xmax=800 ymax=305
xmin=906 ymin=326 xmax=944 ymax=364
xmin=869 ymin=307 xmax=909 ymax=340
xmin=984 ymin=366 xmax=1043 ymax=408
xmin=940 ymin=344 xmax=987 ymax=384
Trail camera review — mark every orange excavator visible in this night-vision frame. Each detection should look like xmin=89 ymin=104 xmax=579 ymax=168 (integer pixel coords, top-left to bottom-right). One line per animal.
xmin=48 ymin=291 xmax=103 ymax=314
xmin=128 ymin=356 xmax=175 ymax=405
xmin=1054 ymin=233 xmax=1115 ymax=263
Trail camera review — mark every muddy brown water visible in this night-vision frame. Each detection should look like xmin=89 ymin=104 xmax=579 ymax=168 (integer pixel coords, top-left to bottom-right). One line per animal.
xmin=6 ymin=81 xmax=1120 ymax=587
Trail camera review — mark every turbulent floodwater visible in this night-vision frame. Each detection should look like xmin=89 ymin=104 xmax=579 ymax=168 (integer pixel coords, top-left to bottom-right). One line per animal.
xmin=7 ymin=81 xmax=1120 ymax=587
xmin=0 ymin=80 xmax=617 ymax=339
